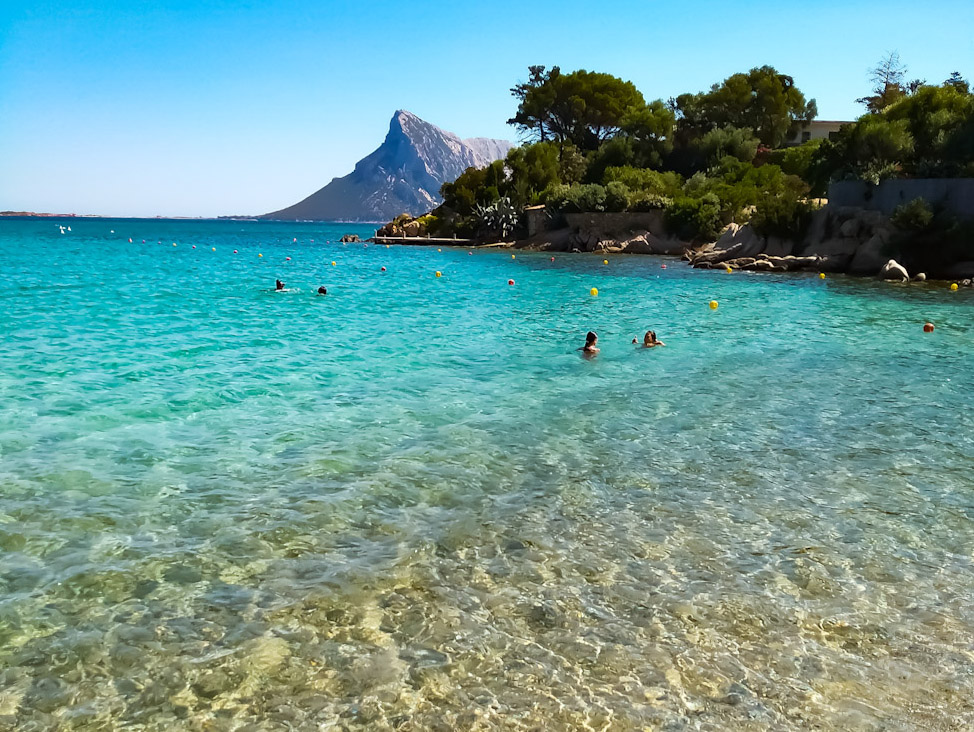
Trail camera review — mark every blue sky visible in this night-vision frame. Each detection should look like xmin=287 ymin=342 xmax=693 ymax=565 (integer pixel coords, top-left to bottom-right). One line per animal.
xmin=1 ymin=0 xmax=972 ymax=217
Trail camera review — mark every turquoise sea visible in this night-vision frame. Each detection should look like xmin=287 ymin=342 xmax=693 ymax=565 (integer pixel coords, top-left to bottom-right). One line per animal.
xmin=1 ymin=217 xmax=974 ymax=730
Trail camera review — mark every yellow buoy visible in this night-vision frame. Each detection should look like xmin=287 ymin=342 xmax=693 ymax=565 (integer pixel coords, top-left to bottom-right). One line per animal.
xmin=819 ymin=272 xmax=826 ymax=279
xmin=603 ymin=259 xmax=609 ymax=265
xmin=950 ymin=283 xmax=959 ymax=291
xmin=258 ymin=253 xmax=262 ymax=257
xmin=435 ymin=271 xmax=442 ymax=278
xmin=172 ymin=243 xmax=177 ymax=247
xmin=725 ymin=267 xmax=732 ymax=273
xmin=331 ymin=261 xmax=336 ymax=266
xmin=709 ymin=300 xmax=718 ymax=309
xmin=437 ymin=248 xmax=442 ymax=252
xmin=211 ymin=247 xmax=216 ymax=251
xmin=511 ymin=254 xmax=516 ymax=259
xmin=590 ymin=287 xmax=598 ymax=296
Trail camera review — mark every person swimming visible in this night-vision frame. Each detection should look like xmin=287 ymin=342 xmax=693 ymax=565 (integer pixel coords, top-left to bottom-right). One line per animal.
xmin=317 ymin=286 xmax=327 ymax=295
xmin=275 ymin=279 xmax=285 ymax=291
xmin=580 ymin=331 xmax=600 ymax=355
xmin=633 ymin=330 xmax=665 ymax=347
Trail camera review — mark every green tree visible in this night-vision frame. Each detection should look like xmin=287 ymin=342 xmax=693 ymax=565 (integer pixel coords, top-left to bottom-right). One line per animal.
xmin=675 ymin=66 xmax=817 ymax=147
xmin=620 ymin=100 xmax=676 ymax=167
xmin=857 ymin=51 xmax=908 ymax=113
xmin=883 ymin=84 xmax=974 ymax=174
xmin=504 ymin=141 xmax=562 ymax=207
xmin=944 ymin=71 xmax=970 ymax=95
xmin=440 ymin=160 xmax=507 ymax=215
xmin=509 ymin=65 xmax=561 ymax=141
xmin=693 ymin=125 xmax=760 ymax=167
xmin=508 ymin=68 xmax=645 ymax=150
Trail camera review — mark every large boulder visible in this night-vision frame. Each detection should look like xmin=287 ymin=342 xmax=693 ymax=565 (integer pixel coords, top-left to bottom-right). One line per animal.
xmin=839 ymin=218 xmax=861 ymax=238
xmin=807 ymin=237 xmax=860 ymax=258
xmin=801 ymin=208 xmax=830 ymax=248
xmin=879 ymin=259 xmax=910 ymax=282
xmin=943 ymin=261 xmax=974 ymax=279
xmin=402 ymin=220 xmax=424 ymax=237
xmin=763 ymin=236 xmax=795 ymax=257
xmin=848 ymin=231 xmax=893 ymax=274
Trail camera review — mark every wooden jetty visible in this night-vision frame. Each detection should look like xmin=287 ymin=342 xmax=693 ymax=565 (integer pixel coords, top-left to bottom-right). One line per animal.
xmin=371 ymin=234 xmax=475 ymax=246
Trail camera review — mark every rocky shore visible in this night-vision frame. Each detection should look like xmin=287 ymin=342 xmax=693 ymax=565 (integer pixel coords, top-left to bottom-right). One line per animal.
xmin=378 ymin=205 xmax=974 ymax=284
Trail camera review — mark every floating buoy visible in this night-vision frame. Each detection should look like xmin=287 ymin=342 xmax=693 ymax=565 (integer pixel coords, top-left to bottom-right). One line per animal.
xmin=436 ymin=271 xmax=442 ymax=278
xmin=192 ymin=245 xmax=196 ymax=249
xmin=438 ymin=248 xmax=442 ymax=252
xmin=211 ymin=247 xmax=215 ymax=251
xmin=142 ymin=240 xmax=145 ymax=243
xmin=286 ymin=257 xmax=291 ymax=261
xmin=661 ymin=264 xmax=667 ymax=269
xmin=469 ymin=251 xmax=473 ymax=255
xmin=819 ymin=273 xmax=826 ymax=279
xmin=603 ymin=259 xmax=609 ymax=265
xmin=709 ymin=300 xmax=718 ymax=309
xmin=508 ymin=279 xmax=515 ymax=286
xmin=550 ymin=257 xmax=555 ymax=262
xmin=511 ymin=254 xmax=516 ymax=259
xmin=923 ymin=322 xmax=935 ymax=333
xmin=725 ymin=267 xmax=733 ymax=273
xmin=331 ymin=261 xmax=336 ymax=266
xmin=950 ymin=283 xmax=959 ymax=291
xmin=381 ymin=266 xmax=386 ymax=271
xmin=233 ymin=250 xmax=238 ymax=254
xmin=386 ymin=245 xmax=389 ymax=248
xmin=590 ymin=287 xmax=598 ymax=296
xmin=172 ymin=243 xmax=177 ymax=247
xmin=258 ymin=253 xmax=263 ymax=257
xmin=128 ymin=238 xmax=132 ymax=243
xmin=292 ymin=238 xmax=297 ymax=242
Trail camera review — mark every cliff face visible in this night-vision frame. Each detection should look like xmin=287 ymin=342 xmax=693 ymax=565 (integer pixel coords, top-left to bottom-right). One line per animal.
xmin=262 ymin=111 xmax=513 ymax=222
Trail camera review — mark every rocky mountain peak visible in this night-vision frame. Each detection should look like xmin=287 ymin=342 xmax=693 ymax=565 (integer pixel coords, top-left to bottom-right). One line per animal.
xmin=262 ymin=112 xmax=513 ymax=222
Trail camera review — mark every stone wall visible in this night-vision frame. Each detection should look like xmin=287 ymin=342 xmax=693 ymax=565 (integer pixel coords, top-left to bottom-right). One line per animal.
xmin=828 ymin=179 xmax=974 ymax=218
xmin=564 ymin=211 xmax=666 ymax=237
xmin=525 ymin=207 xmax=547 ymax=237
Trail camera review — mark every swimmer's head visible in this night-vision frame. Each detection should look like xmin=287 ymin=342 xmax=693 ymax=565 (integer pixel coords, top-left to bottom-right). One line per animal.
xmin=317 ymin=286 xmax=327 ymax=295
xmin=644 ymin=330 xmax=656 ymax=345
xmin=275 ymin=279 xmax=284 ymax=290
xmin=585 ymin=331 xmax=598 ymax=346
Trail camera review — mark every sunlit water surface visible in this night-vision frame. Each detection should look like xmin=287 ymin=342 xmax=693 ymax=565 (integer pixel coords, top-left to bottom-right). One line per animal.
xmin=2 ymin=218 xmax=974 ymax=731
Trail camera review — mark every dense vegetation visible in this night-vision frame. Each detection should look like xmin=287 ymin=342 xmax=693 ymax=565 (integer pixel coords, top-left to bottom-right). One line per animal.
xmin=425 ymin=58 xmax=973 ymax=243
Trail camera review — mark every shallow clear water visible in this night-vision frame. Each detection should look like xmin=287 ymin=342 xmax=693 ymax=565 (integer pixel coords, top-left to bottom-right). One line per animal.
xmin=1 ymin=218 xmax=974 ymax=730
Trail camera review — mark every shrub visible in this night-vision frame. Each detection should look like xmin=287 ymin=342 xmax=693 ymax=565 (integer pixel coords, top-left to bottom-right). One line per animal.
xmin=665 ymin=193 xmax=722 ymax=241
xmin=628 ymin=192 xmax=673 ymax=211
xmin=545 ymin=183 xmax=608 ymax=213
xmin=767 ymin=139 xmax=824 ymax=180
xmin=750 ymin=192 xmax=815 ymax=239
xmin=605 ymin=181 xmax=630 ymax=212
xmin=604 ymin=166 xmax=683 ymax=196
xmin=890 ymin=197 xmax=934 ymax=231
xmin=574 ymin=184 xmax=607 ymax=212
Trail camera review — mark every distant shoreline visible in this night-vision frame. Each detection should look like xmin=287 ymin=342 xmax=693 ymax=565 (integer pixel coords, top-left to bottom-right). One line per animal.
xmin=0 ymin=213 xmax=384 ymax=224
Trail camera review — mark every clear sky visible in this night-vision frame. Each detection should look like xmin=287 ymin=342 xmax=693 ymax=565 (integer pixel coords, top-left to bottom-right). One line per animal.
xmin=1 ymin=0 xmax=972 ymax=217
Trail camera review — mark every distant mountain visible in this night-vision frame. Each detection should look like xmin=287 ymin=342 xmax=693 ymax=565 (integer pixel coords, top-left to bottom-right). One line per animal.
xmin=261 ymin=111 xmax=513 ymax=222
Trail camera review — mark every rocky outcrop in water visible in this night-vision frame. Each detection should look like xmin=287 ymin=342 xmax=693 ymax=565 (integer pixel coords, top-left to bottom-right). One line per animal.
xmin=262 ymin=111 xmax=512 ymax=222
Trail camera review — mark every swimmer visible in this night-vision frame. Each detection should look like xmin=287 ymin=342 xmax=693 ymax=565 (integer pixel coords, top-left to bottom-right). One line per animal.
xmin=275 ymin=279 xmax=285 ymax=291
xmin=317 ymin=286 xmax=327 ymax=295
xmin=632 ymin=330 xmax=665 ymax=347
xmin=580 ymin=331 xmax=599 ymax=355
